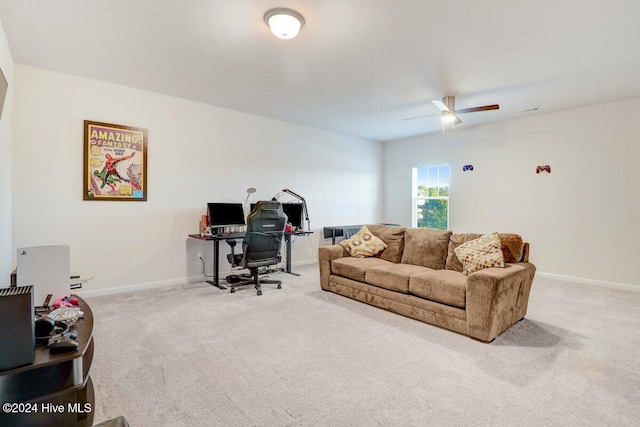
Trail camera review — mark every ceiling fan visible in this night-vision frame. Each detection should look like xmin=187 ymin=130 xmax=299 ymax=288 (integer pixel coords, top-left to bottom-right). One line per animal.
xmin=405 ymin=96 xmax=499 ymax=127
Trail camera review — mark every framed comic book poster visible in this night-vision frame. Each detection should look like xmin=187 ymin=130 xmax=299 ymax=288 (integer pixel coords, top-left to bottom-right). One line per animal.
xmin=83 ymin=120 xmax=148 ymax=201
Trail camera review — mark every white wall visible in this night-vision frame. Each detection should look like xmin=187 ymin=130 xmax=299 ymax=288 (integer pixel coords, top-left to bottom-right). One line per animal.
xmin=12 ymin=65 xmax=383 ymax=294
xmin=384 ymin=98 xmax=640 ymax=287
xmin=0 ymin=19 xmax=13 ymax=285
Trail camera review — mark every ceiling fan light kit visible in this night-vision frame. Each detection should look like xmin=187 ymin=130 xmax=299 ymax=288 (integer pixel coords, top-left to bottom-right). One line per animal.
xmin=405 ymin=96 xmax=500 ymax=133
xmin=264 ymin=8 xmax=305 ymax=39
xmin=441 ymin=111 xmax=457 ymax=123
xmin=431 ymin=95 xmax=499 ymax=128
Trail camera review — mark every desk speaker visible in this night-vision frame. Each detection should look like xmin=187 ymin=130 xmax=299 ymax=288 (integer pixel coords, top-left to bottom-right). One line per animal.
xmin=0 ymin=286 xmax=35 ymax=371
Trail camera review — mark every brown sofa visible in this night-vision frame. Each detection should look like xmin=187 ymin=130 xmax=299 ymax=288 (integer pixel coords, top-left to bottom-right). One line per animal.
xmin=318 ymin=225 xmax=536 ymax=342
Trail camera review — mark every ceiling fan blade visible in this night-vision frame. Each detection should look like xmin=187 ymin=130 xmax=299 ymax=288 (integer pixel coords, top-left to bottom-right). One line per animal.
xmin=455 ymin=104 xmax=500 ymax=114
xmin=404 ymin=113 xmax=441 ymax=121
xmin=454 ymin=115 xmax=462 ymax=125
xmin=431 ymin=99 xmax=449 ymax=112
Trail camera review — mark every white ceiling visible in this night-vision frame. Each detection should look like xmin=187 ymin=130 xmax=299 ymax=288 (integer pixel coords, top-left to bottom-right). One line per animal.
xmin=1 ymin=0 xmax=639 ymax=142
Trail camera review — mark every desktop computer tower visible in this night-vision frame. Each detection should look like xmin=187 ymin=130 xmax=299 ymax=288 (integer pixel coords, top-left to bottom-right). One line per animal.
xmin=0 ymin=286 xmax=35 ymax=371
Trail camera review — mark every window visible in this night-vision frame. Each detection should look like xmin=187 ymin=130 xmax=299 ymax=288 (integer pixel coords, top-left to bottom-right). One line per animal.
xmin=412 ymin=165 xmax=450 ymax=229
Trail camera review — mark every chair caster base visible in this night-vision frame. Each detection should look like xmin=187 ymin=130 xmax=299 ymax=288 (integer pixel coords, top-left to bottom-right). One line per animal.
xmin=227 ymin=272 xmax=280 ymax=296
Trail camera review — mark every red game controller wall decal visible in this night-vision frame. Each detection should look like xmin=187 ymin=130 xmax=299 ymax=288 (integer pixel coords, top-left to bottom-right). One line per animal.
xmin=536 ymin=165 xmax=551 ymax=174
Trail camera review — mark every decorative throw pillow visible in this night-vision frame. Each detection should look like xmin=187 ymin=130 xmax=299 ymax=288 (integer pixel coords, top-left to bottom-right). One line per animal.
xmin=446 ymin=233 xmax=482 ymax=272
xmin=498 ymin=233 xmax=524 ymax=263
xmin=339 ymin=226 xmax=387 ymax=258
xmin=453 ymin=231 xmax=505 ymax=275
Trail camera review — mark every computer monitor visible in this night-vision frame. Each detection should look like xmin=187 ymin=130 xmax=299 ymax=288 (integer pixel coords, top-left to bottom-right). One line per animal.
xmin=282 ymin=203 xmax=304 ymax=229
xmin=207 ymin=203 xmax=246 ymax=230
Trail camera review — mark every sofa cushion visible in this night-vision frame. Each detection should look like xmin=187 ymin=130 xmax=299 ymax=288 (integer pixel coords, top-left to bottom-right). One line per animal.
xmin=454 ymin=231 xmax=505 ymax=275
xmin=446 ymin=233 xmax=482 ymax=272
xmin=365 ymin=264 xmax=434 ymax=293
xmin=401 ymin=228 xmax=453 ymax=270
xmin=331 ymin=257 xmax=393 ymax=282
xmin=339 ymin=226 xmax=387 ymax=258
xmin=365 ymin=225 xmax=405 ymax=263
xmin=409 ymin=270 xmax=467 ymax=308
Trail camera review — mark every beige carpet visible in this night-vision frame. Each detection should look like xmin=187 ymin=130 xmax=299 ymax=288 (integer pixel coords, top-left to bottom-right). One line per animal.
xmin=87 ymin=264 xmax=640 ymax=426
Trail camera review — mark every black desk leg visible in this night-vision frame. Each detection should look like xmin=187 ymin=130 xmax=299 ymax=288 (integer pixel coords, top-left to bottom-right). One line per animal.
xmin=285 ymin=234 xmax=300 ymax=276
xmin=206 ymin=239 xmax=227 ymax=290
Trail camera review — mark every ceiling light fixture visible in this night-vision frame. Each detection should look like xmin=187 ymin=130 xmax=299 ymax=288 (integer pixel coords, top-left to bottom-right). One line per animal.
xmin=440 ymin=110 xmax=458 ymax=134
xmin=441 ymin=111 xmax=457 ymax=123
xmin=264 ymin=8 xmax=305 ymax=40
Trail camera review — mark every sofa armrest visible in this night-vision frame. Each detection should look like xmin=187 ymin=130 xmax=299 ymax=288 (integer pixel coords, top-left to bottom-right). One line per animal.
xmin=318 ymin=245 xmax=349 ymax=290
xmin=466 ymin=262 xmax=536 ymax=342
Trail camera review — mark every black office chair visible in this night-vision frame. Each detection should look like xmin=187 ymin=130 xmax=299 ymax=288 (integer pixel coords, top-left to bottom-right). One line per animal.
xmin=226 ymin=201 xmax=287 ymax=295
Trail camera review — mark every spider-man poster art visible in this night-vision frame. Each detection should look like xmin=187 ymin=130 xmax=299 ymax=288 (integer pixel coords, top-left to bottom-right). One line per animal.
xmin=83 ymin=120 xmax=147 ymax=201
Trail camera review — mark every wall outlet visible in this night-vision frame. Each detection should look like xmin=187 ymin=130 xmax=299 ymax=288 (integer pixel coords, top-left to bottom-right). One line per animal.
xmin=196 ymin=252 xmax=203 ymax=261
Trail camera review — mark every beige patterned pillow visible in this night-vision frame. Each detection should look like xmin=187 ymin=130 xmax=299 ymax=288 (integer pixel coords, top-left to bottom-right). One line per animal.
xmin=339 ymin=226 xmax=387 ymax=258
xmin=453 ymin=231 xmax=505 ymax=275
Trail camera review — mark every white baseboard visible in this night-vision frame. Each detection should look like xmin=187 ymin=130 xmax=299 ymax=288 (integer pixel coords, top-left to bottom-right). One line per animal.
xmin=292 ymin=259 xmax=318 ymax=267
xmin=536 ymin=272 xmax=639 ymax=292
xmin=75 ymin=275 xmax=204 ymax=298
xmin=217 ymin=259 xmax=317 ymax=277
xmin=75 ymin=260 xmax=320 ymax=298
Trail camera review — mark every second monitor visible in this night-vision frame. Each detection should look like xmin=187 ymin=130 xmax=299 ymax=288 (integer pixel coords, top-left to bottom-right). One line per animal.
xmin=208 ymin=202 xmax=245 ymax=233
xmin=250 ymin=202 xmax=303 ymax=230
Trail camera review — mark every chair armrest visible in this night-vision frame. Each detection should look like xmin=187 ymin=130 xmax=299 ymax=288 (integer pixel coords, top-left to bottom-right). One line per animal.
xmin=318 ymin=245 xmax=349 ymax=290
xmin=466 ymin=262 xmax=536 ymax=342
xmin=226 ymin=240 xmax=240 ymax=267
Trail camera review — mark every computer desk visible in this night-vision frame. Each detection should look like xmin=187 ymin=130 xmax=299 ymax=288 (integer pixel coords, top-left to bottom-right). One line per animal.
xmin=188 ymin=230 xmax=313 ymax=290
